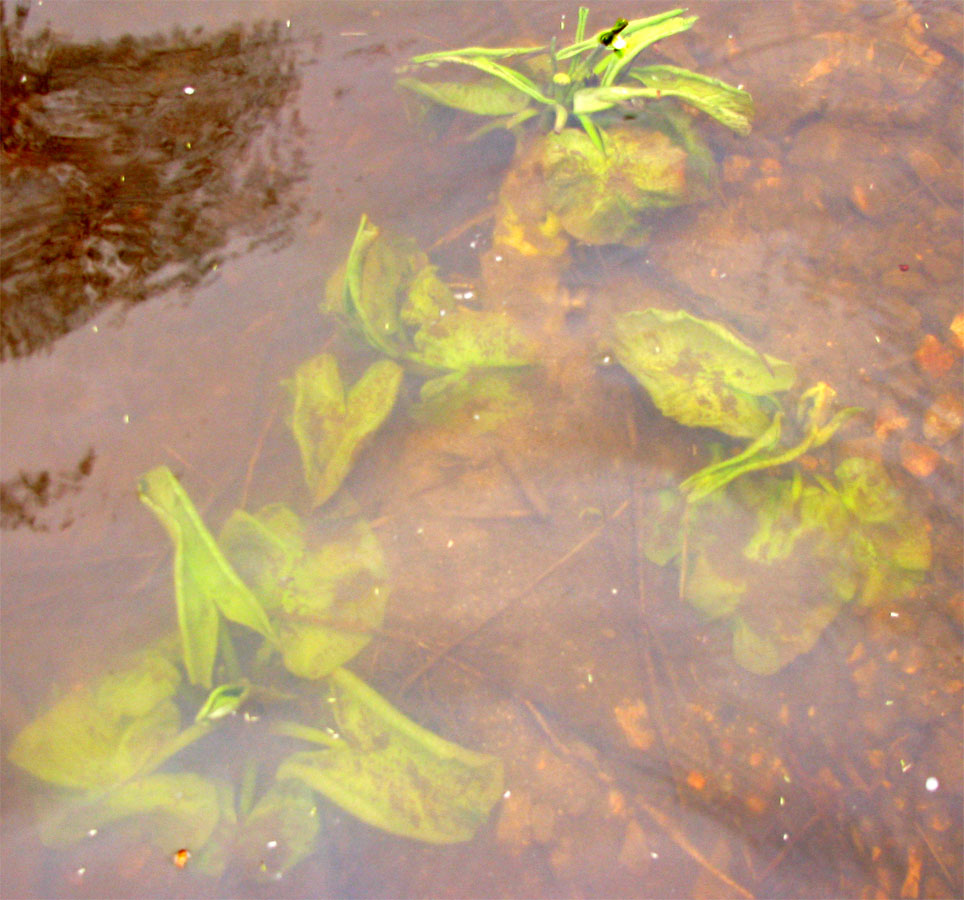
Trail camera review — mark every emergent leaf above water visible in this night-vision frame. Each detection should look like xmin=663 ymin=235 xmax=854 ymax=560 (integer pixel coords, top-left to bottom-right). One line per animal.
xmin=397 ymin=7 xmax=752 ymax=142
xmin=396 ymin=8 xmax=752 ymax=247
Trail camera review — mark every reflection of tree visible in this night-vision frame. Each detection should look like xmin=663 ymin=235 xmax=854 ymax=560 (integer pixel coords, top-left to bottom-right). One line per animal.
xmin=0 ymin=447 xmax=94 ymax=530
xmin=1 ymin=3 xmax=305 ymax=359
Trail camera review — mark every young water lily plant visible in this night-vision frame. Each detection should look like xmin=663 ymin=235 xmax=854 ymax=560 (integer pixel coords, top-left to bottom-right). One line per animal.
xmin=398 ymin=7 xmax=753 ymax=246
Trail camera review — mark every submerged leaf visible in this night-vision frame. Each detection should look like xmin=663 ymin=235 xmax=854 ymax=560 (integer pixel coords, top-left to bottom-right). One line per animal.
xmin=324 ymin=218 xmax=537 ymax=373
xmin=412 ymin=370 xmax=533 ymax=434
xmin=834 ymin=457 xmax=906 ymax=523
xmin=283 ymin=354 xmax=403 ymax=507
xmin=220 ymin=505 xmax=388 ymax=680
xmin=681 ymin=383 xmax=860 ymax=502
xmin=540 ymin=124 xmax=712 ymax=245
xmin=411 ymin=306 xmax=536 ymax=370
xmin=611 ymin=308 xmax=794 ymax=439
xmin=8 ymin=645 xmax=181 ymax=789
xmin=138 ymin=466 xmax=275 ymax=686
xmin=641 ymin=456 xmax=932 ymax=674
xmin=195 ymin=780 xmax=320 ymax=880
xmin=38 ymin=772 xmax=221 ymax=852
xmin=277 ymin=668 xmax=503 ymax=843
xmin=324 ymin=217 xmax=418 ymax=358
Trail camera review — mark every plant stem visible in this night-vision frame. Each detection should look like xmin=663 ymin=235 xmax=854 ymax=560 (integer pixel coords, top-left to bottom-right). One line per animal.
xmin=219 ymin=620 xmax=243 ymax=682
xmin=137 ymin=720 xmax=215 ymax=778
xmin=271 ymin=719 xmax=343 ymax=748
xmin=238 ymin=757 xmax=258 ymax=819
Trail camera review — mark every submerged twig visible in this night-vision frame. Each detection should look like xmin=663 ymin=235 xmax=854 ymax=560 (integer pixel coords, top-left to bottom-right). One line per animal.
xmin=428 ymin=205 xmax=497 ymax=252
xmin=497 ymin=447 xmax=550 ymax=518
xmin=240 ymin=397 xmax=280 ymax=510
xmin=636 ymin=798 xmax=755 ymax=899
xmin=914 ymin=821 xmax=955 ymax=887
xmin=626 ymin=410 xmax=688 ymax=804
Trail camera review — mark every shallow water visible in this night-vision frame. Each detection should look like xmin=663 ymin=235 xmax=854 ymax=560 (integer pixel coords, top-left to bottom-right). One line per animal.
xmin=2 ymin=2 xmax=961 ymax=898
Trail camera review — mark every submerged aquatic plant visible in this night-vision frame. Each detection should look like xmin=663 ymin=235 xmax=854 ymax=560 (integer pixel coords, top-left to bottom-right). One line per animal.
xmin=607 ymin=308 xmax=928 ymax=673
xmin=8 ymin=464 xmax=504 ymax=874
xmin=398 ymin=7 xmax=753 ymax=245
xmin=638 ymin=458 xmax=932 ymax=675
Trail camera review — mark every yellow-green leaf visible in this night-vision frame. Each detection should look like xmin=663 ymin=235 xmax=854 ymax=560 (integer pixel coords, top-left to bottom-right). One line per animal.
xmin=276 ymin=668 xmax=503 ymax=843
xmin=283 ymin=354 xmax=403 ymax=507
xmin=138 ymin=466 xmax=275 ymax=686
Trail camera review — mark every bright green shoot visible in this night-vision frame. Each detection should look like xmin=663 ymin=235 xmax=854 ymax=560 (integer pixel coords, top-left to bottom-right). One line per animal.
xmin=398 ymin=7 xmax=753 ymax=145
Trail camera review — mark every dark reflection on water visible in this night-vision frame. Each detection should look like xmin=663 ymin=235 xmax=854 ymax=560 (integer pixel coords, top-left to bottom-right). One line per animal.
xmin=0 ymin=447 xmax=94 ymax=531
xmin=1 ymin=2 xmax=962 ymax=899
xmin=1 ymin=1 xmax=305 ymax=359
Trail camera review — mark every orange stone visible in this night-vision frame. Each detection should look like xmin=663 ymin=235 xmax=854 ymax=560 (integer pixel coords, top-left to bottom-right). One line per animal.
xmin=900 ymin=440 xmax=941 ymax=478
xmin=873 ymin=406 xmax=909 ymax=440
xmin=949 ymin=313 xmax=964 ymax=353
xmin=914 ymin=334 xmax=956 ymax=378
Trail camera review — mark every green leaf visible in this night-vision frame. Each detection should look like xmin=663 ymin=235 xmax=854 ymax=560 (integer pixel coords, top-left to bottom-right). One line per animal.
xmin=195 ymin=681 xmax=251 ymax=722
xmin=405 ymin=53 xmax=554 ymax=108
xmin=138 ymin=466 xmax=275 ymax=686
xmin=681 ymin=384 xmax=860 ymax=501
xmin=830 ymin=458 xmax=931 ymax=605
xmin=681 ymin=414 xmax=785 ymax=501
xmin=37 ymin=773 xmax=221 ymax=853
xmin=195 ymin=780 xmax=320 ymax=880
xmin=324 ymin=217 xmax=417 ymax=358
xmin=630 ymin=65 xmax=754 ymax=135
xmin=540 ymin=123 xmax=713 ymax=245
xmin=220 ymin=505 xmax=388 ymax=680
xmin=644 ymin=454 xmax=932 ymax=674
xmin=611 ymin=308 xmax=795 ymax=439
xmin=834 ymin=457 xmax=906 ymax=524
xmin=411 ymin=307 xmax=536 ymax=370
xmin=396 ymin=76 xmax=532 ymax=116
xmin=8 ymin=645 xmax=182 ymax=789
xmin=596 ymin=15 xmax=699 ymax=86
xmin=237 ymin=781 xmax=320 ymax=880
xmin=685 ymin=549 xmax=746 ymax=619
xmin=276 ymin=668 xmax=503 ymax=843
xmin=283 ymin=354 xmax=403 ymax=507
xmin=324 ymin=218 xmax=536 ymax=373
xmin=400 ymin=264 xmax=456 ymax=327
xmin=556 ymin=9 xmax=688 ymax=60
xmin=411 ymin=370 xmax=533 ymax=434
xmin=572 ymin=84 xmax=662 ymax=115
xmin=410 ymin=45 xmax=544 ymax=64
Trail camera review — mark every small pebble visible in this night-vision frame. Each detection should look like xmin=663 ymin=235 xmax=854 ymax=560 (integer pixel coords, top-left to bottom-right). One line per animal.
xmin=923 ymin=393 xmax=963 ymax=446
xmin=900 ymin=440 xmax=941 ymax=478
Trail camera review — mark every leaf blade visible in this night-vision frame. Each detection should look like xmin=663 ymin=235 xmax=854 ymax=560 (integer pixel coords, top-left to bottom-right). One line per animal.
xmin=138 ymin=466 xmax=275 ymax=686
